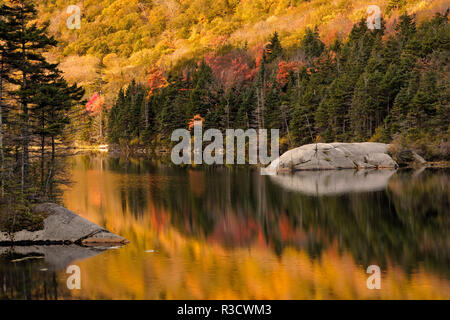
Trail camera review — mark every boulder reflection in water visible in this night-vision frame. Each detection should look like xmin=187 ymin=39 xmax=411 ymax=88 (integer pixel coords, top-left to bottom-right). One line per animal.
xmin=270 ymin=169 xmax=396 ymax=195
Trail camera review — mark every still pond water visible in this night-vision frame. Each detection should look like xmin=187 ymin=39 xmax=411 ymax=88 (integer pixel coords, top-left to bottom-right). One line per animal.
xmin=1 ymin=154 xmax=449 ymax=299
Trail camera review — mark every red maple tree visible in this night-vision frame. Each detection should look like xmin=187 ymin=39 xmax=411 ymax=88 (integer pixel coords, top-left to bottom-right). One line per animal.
xmin=147 ymin=67 xmax=169 ymax=99
xmin=188 ymin=114 xmax=205 ymax=131
xmin=86 ymin=92 xmax=105 ymax=114
xmin=204 ymin=52 xmax=256 ymax=91
xmin=276 ymin=60 xmax=303 ymax=87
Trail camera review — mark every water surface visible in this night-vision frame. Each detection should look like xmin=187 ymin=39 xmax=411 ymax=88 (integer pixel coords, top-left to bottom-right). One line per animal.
xmin=1 ymin=154 xmax=449 ymax=299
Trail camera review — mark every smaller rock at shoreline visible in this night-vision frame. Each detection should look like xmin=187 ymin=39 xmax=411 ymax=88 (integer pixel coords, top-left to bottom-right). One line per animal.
xmin=0 ymin=203 xmax=129 ymax=245
xmin=389 ymin=147 xmax=427 ymax=167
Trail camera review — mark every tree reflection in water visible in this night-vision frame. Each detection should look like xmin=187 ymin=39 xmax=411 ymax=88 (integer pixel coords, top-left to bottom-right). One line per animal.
xmin=1 ymin=154 xmax=448 ymax=299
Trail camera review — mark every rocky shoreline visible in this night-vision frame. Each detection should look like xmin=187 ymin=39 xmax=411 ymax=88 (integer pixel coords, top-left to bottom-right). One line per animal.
xmin=0 ymin=203 xmax=129 ymax=245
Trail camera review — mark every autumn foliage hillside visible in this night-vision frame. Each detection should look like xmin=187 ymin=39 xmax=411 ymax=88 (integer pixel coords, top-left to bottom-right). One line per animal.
xmin=15 ymin=0 xmax=447 ymax=159
xmin=31 ymin=0 xmax=449 ymax=100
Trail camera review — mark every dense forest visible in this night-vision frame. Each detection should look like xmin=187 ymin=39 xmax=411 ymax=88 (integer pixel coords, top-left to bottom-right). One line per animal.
xmin=0 ymin=0 xmax=83 ymax=229
xmin=0 ymin=0 xmax=448 ymax=227
xmin=107 ymin=11 xmax=449 ymax=159
xmin=26 ymin=0 xmax=448 ymax=157
xmin=0 ymin=0 xmax=448 ymax=301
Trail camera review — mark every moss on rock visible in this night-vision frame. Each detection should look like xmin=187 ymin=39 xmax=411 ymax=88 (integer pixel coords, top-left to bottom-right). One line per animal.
xmin=0 ymin=207 xmax=48 ymax=233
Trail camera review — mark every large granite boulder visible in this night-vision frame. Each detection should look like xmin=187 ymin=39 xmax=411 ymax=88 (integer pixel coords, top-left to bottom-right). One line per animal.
xmin=0 ymin=203 xmax=128 ymax=245
xmin=265 ymin=142 xmax=399 ymax=174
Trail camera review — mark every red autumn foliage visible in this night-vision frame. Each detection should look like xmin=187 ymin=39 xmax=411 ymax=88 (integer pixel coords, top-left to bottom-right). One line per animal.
xmin=306 ymin=51 xmax=336 ymax=75
xmin=147 ymin=67 xmax=169 ymax=99
xmin=182 ymin=68 xmax=189 ymax=82
xmin=204 ymin=52 xmax=256 ymax=91
xmin=276 ymin=60 xmax=303 ymax=87
xmin=208 ymin=215 xmax=262 ymax=246
xmin=254 ymin=46 xmax=268 ymax=68
xmin=86 ymin=92 xmax=105 ymax=115
xmin=329 ymin=50 xmax=337 ymax=61
xmin=188 ymin=114 xmax=205 ymax=131
xmin=306 ymin=67 xmax=319 ymax=75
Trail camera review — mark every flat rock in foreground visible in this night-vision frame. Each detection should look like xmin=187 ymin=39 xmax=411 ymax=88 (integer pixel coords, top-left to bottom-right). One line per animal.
xmin=265 ymin=142 xmax=399 ymax=174
xmin=0 ymin=203 xmax=128 ymax=245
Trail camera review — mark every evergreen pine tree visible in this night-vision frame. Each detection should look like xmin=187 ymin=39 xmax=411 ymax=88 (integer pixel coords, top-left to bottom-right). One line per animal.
xmin=300 ymin=27 xmax=325 ymax=64
xmin=6 ymin=0 xmax=58 ymax=193
xmin=266 ymin=32 xmax=283 ymax=63
xmin=189 ymin=60 xmax=213 ymax=118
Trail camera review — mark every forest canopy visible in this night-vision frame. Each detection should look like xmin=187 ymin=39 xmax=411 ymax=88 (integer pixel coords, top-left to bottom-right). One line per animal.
xmin=31 ymin=0 xmax=449 ymax=100
xmin=106 ymin=10 xmax=449 ymax=161
xmin=1 ymin=0 xmax=448 ymax=160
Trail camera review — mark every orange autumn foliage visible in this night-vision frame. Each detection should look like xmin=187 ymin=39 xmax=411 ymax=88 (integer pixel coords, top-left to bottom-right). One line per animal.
xmin=63 ymin=155 xmax=450 ymax=300
xmin=188 ymin=114 xmax=205 ymax=131
xmin=204 ymin=52 xmax=256 ymax=91
xmin=147 ymin=67 xmax=169 ymax=99
xmin=276 ymin=60 xmax=303 ymax=87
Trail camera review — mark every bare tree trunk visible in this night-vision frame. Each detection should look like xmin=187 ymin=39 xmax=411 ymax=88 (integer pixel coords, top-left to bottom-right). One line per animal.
xmin=144 ymin=100 xmax=149 ymax=128
xmin=245 ymin=111 xmax=249 ymax=128
xmin=261 ymin=89 xmax=265 ymax=129
xmin=256 ymin=87 xmax=266 ymax=129
xmin=226 ymin=97 xmax=230 ymax=128
xmin=283 ymin=107 xmax=292 ymax=146
xmin=99 ymin=109 xmax=103 ymax=143
xmin=46 ymin=135 xmax=55 ymax=198
xmin=21 ymin=94 xmax=28 ymax=194
xmin=40 ymin=110 xmax=45 ymax=193
xmin=0 ymin=56 xmax=4 ymax=197
xmin=20 ymin=10 xmax=29 ymax=195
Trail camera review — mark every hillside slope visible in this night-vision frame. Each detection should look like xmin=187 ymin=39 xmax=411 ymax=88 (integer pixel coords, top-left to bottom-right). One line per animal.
xmin=34 ymin=0 xmax=448 ymax=99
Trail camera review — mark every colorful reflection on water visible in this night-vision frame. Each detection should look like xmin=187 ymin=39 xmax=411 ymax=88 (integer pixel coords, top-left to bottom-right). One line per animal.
xmin=1 ymin=154 xmax=449 ymax=299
